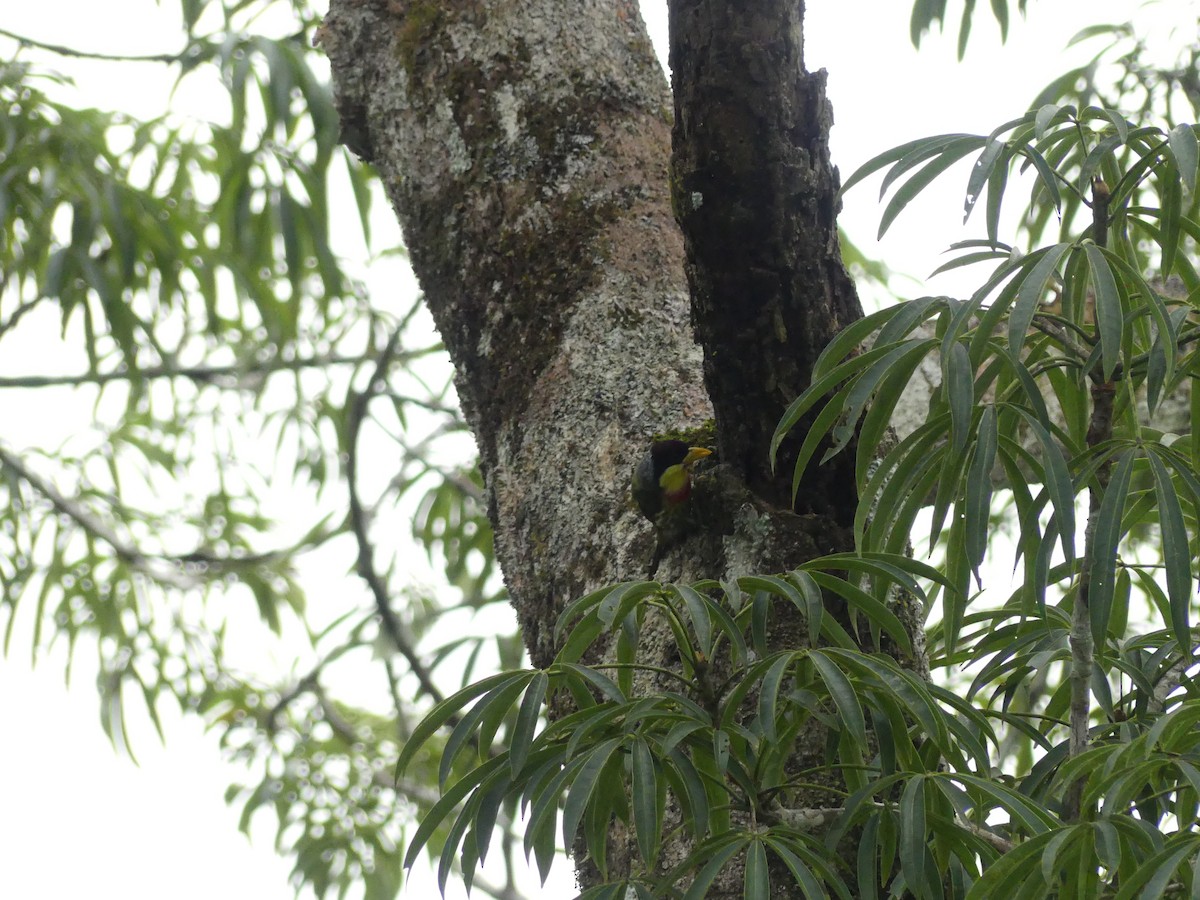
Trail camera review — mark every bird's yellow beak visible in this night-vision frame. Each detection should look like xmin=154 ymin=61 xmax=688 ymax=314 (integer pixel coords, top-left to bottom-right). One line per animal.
xmin=681 ymin=447 xmax=712 ymax=467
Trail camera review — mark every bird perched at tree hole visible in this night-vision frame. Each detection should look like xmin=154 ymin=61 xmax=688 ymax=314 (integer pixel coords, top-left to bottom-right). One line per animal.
xmin=631 ymin=440 xmax=713 ymax=522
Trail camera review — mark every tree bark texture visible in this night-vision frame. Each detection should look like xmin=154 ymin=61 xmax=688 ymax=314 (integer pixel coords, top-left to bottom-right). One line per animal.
xmin=668 ymin=0 xmax=864 ymax=519
xmin=321 ymin=0 xmax=907 ymax=894
xmin=320 ymin=0 xmax=711 ymax=669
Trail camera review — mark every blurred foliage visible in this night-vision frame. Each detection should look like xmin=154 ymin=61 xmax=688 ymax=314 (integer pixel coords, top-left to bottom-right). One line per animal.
xmin=0 ymin=1 xmax=522 ymax=898
xmin=908 ymin=0 xmax=1029 ymax=60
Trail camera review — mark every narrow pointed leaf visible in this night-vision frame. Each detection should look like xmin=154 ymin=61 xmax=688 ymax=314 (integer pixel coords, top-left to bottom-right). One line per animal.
xmin=1085 ymin=244 xmax=1123 ymax=380
xmin=757 ymin=652 xmax=794 ymax=743
xmin=841 ymin=133 xmax=973 ymax=198
xmin=879 ymin=144 xmax=983 ymax=238
xmin=964 ymin=404 xmax=998 ymax=590
xmin=944 ymin=341 xmax=974 ymax=450
xmin=1147 ymin=450 xmax=1193 ymax=653
xmin=810 ymin=650 xmax=867 ymax=747
xmin=632 ymin=738 xmax=660 ymax=866
xmin=1013 ymin=408 xmax=1076 ymax=564
xmin=1009 ymin=243 xmax=1072 ymax=359
xmin=900 ymin=776 xmax=930 ymax=899
xmin=745 ymin=838 xmax=770 ymax=900
xmin=1169 ymin=123 xmax=1199 ymax=196
xmin=396 ymin=670 xmax=530 ymax=776
xmin=1088 ymin=449 xmax=1134 ymax=644
xmin=510 ymin=671 xmax=548 ymax=777
xmin=682 ymin=837 xmax=746 ymax=900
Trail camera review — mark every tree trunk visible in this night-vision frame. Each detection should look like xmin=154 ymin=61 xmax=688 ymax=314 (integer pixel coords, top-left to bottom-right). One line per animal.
xmin=320 ymin=0 xmax=918 ymax=893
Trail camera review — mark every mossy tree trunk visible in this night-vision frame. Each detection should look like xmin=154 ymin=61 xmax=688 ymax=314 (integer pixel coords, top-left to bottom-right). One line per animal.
xmin=321 ymin=0 xmax=914 ymax=894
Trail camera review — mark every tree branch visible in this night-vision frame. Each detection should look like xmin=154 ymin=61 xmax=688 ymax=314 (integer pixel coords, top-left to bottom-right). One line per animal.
xmin=345 ymin=328 xmax=445 ymax=706
xmin=668 ymin=0 xmax=863 ymax=517
xmin=0 ymin=441 xmax=196 ymax=589
xmin=0 ymin=26 xmax=183 ymax=63
xmin=0 ymin=349 xmax=434 ymax=390
xmin=770 ymin=801 xmax=1015 ymax=853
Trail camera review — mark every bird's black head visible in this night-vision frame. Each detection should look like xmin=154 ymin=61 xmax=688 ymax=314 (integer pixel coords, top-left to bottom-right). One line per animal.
xmin=649 ymin=440 xmax=690 ymax=477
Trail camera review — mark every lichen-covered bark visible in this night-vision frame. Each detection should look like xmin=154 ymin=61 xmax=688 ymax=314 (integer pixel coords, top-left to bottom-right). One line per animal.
xmin=668 ymin=0 xmax=864 ymax=520
xmin=320 ymin=0 xmax=710 ymax=667
xmin=322 ymin=1 xmax=917 ymax=895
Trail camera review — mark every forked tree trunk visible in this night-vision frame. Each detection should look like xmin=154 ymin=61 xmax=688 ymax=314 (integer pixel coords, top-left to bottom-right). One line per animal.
xmin=320 ymin=0 xmax=921 ymax=894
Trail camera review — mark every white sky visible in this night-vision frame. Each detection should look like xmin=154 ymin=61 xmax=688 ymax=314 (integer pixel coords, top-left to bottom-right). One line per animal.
xmin=0 ymin=0 xmax=1182 ymax=898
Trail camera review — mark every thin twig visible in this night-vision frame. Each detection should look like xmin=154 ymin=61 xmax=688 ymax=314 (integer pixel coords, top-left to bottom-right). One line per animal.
xmin=0 ymin=441 xmax=195 ymax=588
xmin=0 ymin=349 xmax=434 ymax=390
xmin=0 ymin=440 xmax=319 ymax=588
xmin=0 ymin=293 xmax=40 ymax=342
xmin=345 ymin=329 xmax=445 ymax=705
xmin=1149 ymin=655 xmax=1193 ymax=714
xmin=0 ymin=26 xmax=183 ymax=63
xmin=771 ymin=800 xmax=1015 ymax=854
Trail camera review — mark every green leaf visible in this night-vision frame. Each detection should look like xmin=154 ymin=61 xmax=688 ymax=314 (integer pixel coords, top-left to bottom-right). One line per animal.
xmin=1084 ymin=243 xmax=1123 ymax=381
xmin=598 ymin=581 xmax=661 ymax=629
xmin=840 ymin=133 xmax=974 ymax=198
xmin=559 ymin=663 xmax=625 ymax=705
xmin=951 ymin=771 xmax=1057 ymax=835
xmin=682 ymin=836 xmax=746 ymax=900
xmin=555 ymin=583 xmax=636 ymax=639
xmin=1020 ymin=144 xmax=1064 ymax=216
xmin=477 ymin=676 xmax=536 ymax=765
xmin=403 ymin=753 xmax=508 ymax=869
xmin=789 ymin=569 xmax=824 ymax=648
xmin=985 ymin=144 xmax=1010 ymax=245
xmin=830 ymin=340 xmax=938 ymax=459
xmin=440 ymin=679 xmax=512 ymax=786
xmin=396 ymin=670 xmax=531 ymax=777
xmin=667 ymin=583 xmax=713 ymax=659
xmin=879 ymin=141 xmax=985 ymax=238
xmin=944 ymin=340 xmax=975 ymax=451
xmin=1112 ymin=837 xmax=1200 ymax=900
xmin=1169 ymin=124 xmax=1199 ymax=196
xmin=632 ymin=737 xmax=660 ymax=866
xmin=1008 ymin=243 xmax=1072 ymax=359
xmin=805 ymin=570 xmax=914 ymax=655
xmin=757 ymin=652 xmax=794 ymax=743
xmin=809 ymin=650 xmax=867 ymax=747
xmin=965 ymin=138 xmax=1007 ymax=224
xmin=766 ymin=836 xmax=839 ymax=898
xmin=1159 ymin=161 xmax=1183 ymax=281
xmin=1088 ymin=449 xmax=1134 ymax=644
xmin=745 ymin=838 xmax=770 ymax=900
xmin=772 ymin=340 xmax=930 ymax=480
xmin=510 ymin=670 xmax=548 ymax=777
xmin=814 ymin=302 xmax=925 ymax=383
xmin=664 ymin=747 xmax=710 ymax=840
xmin=1147 ymin=450 xmax=1193 ymax=653
xmin=900 ymin=776 xmax=931 ymax=900
xmin=964 ymin=404 xmax=998 ymax=590
xmin=1013 ymin=407 xmax=1077 ymax=565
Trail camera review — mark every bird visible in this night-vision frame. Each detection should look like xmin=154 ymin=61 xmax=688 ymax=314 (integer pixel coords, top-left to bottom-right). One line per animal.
xmin=631 ymin=440 xmax=713 ymax=522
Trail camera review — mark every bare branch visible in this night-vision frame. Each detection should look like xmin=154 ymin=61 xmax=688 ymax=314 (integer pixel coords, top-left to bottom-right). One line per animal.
xmin=345 ymin=329 xmax=445 ymax=705
xmin=0 ymin=293 xmax=40 ymax=342
xmin=0 ymin=441 xmax=195 ymax=588
xmin=0 ymin=349 xmax=436 ymax=391
xmin=771 ymin=801 xmax=1015 ymax=854
xmin=0 ymin=26 xmax=183 ymax=63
